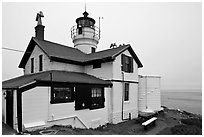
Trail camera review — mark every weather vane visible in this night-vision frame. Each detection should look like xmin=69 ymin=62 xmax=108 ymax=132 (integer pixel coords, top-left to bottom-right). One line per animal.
xmin=36 ymin=11 xmax=44 ymax=25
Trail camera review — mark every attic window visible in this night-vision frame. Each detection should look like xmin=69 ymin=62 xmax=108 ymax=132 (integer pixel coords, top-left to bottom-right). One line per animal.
xmin=93 ymin=62 xmax=101 ymax=69
xmin=39 ymin=55 xmax=43 ymax=72
xmin=50 ymin=87 xmax=74 ymax=104
xmin=121 ymin=54 xmax=133 ymax=73
xmin=31 ymin=58 xmax=34 ymax=73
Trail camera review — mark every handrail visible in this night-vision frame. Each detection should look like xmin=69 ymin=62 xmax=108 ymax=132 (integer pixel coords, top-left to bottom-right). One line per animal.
xmin=74 ymin=116 xmax=88 ymax=129
xmin=71 ymin=25 xmax=100 ymax=40
xmin=47 ymin=115 xmax=88 ymax=129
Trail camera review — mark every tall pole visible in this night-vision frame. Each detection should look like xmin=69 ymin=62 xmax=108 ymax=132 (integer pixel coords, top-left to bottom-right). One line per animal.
xmin=99 ymin=17 xmax=103 ymax=39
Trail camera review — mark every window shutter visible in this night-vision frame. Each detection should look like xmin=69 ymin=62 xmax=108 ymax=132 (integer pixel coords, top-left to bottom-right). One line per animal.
xmin=121 ymin=54 xmax=126 ymax=71
xmin=130 ymin=57 xmax=133 ymax=73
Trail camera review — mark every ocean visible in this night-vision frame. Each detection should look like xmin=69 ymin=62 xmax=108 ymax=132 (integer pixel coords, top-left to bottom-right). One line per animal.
xmin=161 ymin=89 xmax=202 ymax=115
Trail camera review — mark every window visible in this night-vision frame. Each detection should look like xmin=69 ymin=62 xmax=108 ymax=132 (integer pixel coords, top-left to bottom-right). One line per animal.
xmin=91 ymin=47 xmax=96 ymax=53
xmin=51 ymin=87 xmax=74 ymax=104
xmin=125 ymin=56 xmax=130 ymax=72
xmin=93 ymin=62 xmax=101 ymax=69
xmin=78 ymin=27 xmax=82 ymax=34
xmin=121 ymin=54 xmax=133 ymax=73
xmin=39 ymin=55 xmax=43 ymax=71
xmin=31 ymin=58 xmax=34 ymax=73
xmin=92 ymin=88 xmax=102 ymax=97
xmin=124 ymin=83 xmax=129 ymax=101
xmin=90 ymin=88 xmax=105 ymax=109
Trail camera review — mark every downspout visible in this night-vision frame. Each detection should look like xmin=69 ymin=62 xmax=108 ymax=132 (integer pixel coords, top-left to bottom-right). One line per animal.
xmin=121 ymin=72 xmax=124 ymax=120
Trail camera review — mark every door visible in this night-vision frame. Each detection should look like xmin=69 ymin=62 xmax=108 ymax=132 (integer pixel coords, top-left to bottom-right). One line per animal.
xmin=75 ymin=85 xmax=91 ymax=110
xmin=6 ymin=90 xmax=13 ymax=128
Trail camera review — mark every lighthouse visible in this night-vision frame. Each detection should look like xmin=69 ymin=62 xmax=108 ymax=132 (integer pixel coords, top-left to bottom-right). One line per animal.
xmin=71 ymin=11 xmax=100 ymax=54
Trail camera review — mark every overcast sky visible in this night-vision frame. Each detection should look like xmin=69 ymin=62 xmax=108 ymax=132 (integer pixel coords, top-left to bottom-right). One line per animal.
xmin=2 ymin=2 xmax=202 ymax=90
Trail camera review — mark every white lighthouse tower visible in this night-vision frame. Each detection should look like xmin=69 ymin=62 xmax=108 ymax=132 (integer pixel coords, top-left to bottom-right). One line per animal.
xmin=71 ymin=11 xmax=100 ymax=54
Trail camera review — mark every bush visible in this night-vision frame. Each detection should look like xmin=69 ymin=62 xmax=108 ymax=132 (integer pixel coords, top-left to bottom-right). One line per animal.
xmin=171 ymin=125 xmax=202 ymax=135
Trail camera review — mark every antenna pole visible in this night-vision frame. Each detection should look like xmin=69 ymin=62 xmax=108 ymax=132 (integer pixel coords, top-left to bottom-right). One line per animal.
xmin=85 ymin=3 xmax=86 ymax=11
xmin=99 ymin=17 xmax=103 ymax=39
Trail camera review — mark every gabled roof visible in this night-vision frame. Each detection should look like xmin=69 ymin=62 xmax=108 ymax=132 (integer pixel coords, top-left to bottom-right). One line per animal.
xmin=19 ymin=37 xmax=143 ymax=68
xmin=2 ymin=70 xmax=112 ymax=89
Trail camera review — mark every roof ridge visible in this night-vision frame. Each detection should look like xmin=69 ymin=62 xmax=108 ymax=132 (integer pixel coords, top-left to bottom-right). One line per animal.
xmin=87 ymin=44 xmax=129 ymax=55
xmin=32 ymin=37 xmax=86 ymax=54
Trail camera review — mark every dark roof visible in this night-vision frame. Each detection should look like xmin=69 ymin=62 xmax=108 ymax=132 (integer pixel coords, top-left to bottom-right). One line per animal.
xmin=2 ymin=70 xmax=112 ymax=89
xmin=19 ymin=37 xmax=143 ymax=68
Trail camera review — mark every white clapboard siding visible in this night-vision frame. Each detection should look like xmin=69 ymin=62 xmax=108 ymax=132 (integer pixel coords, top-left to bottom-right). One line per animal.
xmin=22 ymin=86 xmax=111 ymax=130
xmin=138 ymin=76 xmax=161 ymax=112
xmin=22 ymin=87 xmax=49 ymax=125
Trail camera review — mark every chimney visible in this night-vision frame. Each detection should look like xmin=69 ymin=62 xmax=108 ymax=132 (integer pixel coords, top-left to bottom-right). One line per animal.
xmin=35 ymin=25 xmax=45 ymax=40
xmin=35 ymin=11 xmax=45 ymax=40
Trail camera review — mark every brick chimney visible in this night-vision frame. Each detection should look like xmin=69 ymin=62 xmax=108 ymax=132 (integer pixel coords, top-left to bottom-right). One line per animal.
xmin=35 ymin=25 xmax=45 ymax=40
xmin=35 ymin=11 xmax=45 ymax=40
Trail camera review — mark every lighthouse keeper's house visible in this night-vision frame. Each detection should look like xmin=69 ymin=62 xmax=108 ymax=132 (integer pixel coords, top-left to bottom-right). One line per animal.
xmin=2 ymin=11 xmax=143 ymax=132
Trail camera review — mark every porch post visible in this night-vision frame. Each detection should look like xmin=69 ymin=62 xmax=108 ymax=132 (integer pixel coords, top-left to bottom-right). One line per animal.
xmin=17 ymin=90 xmax=22 ymax=132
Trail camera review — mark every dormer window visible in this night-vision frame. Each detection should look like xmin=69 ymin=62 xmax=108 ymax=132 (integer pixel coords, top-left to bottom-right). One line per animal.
xmin=31 ymin=58 xmax=34 ymax=73
xmin=39 ymin=55 xmax=43 ymax=71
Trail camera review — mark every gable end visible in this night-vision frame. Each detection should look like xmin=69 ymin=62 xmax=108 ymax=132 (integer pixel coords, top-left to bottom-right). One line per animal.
xmin=112 ymin=45 xmax=143 ymax=68
xmin=18 ymin=38 xmax=50 ymax=69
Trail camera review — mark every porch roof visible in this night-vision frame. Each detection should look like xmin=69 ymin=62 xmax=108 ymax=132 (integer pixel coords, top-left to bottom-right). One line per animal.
xmin=2 ymin=70 xmax=112 ymax=89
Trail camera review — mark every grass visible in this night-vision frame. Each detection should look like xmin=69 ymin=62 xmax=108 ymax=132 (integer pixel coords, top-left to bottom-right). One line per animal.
xmin=171 ymin=125 xmax=201 ymax=135
xmin=181 ymin=118 xmax=202 ymax=128
xmin=157 ymin=117 xmax=202 ymax=135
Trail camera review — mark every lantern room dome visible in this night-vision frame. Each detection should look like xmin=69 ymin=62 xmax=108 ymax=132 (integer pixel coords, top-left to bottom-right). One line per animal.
xmin=75 ymin=11 xmax=96 ymax=27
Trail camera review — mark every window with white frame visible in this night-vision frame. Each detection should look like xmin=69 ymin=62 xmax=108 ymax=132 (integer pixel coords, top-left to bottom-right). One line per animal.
xmin=90 ymin=88 xmax=104 ymax=109
xmin=51 ymin=87 xmax=74 ymax=104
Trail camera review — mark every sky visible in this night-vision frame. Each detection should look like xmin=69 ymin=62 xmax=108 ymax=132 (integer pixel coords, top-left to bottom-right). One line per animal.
xmin=2 ymin=2 xmax=202 ymax=90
